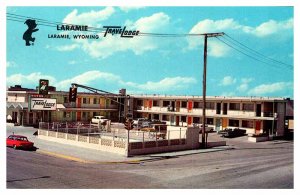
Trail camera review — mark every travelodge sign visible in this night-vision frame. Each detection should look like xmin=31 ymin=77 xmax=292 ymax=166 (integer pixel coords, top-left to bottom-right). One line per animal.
xmin=30 ymin=98 xmax=57 ymax=110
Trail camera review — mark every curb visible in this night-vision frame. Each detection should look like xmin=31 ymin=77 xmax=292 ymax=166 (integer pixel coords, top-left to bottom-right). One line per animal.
xmin=36 ymin=150 xmax=146 ymax=164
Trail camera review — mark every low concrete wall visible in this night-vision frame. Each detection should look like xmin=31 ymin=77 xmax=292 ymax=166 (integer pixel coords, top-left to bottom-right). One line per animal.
xmin=38 ymin=130 xmax=127 ymax=156
xmin=38 ymin=127 xmax=202 ymax=157
xmin=128 ymin=127 xmax=200 ymax=156
xmin=248 ymin=136 xmax=269 ymax=142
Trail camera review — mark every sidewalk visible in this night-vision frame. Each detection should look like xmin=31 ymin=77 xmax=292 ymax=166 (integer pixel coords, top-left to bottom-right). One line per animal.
xmin=7 ymin=124 xmax=232 ymax=164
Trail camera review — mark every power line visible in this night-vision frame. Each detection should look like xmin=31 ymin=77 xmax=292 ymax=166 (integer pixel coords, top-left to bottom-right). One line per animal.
xmin=215 ymin=36 xmax=292 ymax=71
xmin=6 ymin=12 xmax=216 ymax=37
xmin=223 ymin=34 xmax=292 ymax=69
xmin=7 ymin=12 xmax=293 ymax=72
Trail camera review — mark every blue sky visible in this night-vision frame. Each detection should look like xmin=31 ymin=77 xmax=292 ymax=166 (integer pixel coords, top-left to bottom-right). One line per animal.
xmin=6 ymin=6 xmax=294 ymax=97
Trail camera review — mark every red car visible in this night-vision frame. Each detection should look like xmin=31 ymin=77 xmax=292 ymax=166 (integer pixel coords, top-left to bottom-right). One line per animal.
xmin=6 ymin=135 xmax=34 ymax=150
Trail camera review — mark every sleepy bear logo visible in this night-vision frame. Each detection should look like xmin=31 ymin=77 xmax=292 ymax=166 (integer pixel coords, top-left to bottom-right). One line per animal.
xmin=23 ymin=19 xmax=39 ymax=46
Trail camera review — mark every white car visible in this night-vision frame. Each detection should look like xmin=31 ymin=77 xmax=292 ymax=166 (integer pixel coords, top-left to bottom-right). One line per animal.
xmin=91 ymin=116 xmax=108 ymax=124
xmin=133 ymin=118 xmax=149 ymax=127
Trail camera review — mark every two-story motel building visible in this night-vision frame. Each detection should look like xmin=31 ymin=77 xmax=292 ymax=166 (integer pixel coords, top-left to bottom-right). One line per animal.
xmin=6 ymin=85 xmax=293 ymax=137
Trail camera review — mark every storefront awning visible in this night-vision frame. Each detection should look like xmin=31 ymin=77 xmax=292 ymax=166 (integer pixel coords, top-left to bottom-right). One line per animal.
xmin=6 ymin=102 xmax=28 ymax=110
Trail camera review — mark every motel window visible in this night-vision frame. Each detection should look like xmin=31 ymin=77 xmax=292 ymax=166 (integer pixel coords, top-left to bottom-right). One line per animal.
xmin=181 ymin=101 xmax=187 ymax=108
xmin=229 ymin=119 xmax=239 ymax=127
xmin=193 ymin=102 xmax=203 ymax=109
xmin=242 ymin=103 xmax=254 ymax=111
xmin=93 ymin=112 xmax=100 ymax=117
xmin=137 ymin=100 xmax=143 ymax=106
xmin=93 ymin=98 xmax=98 ymax=104
xmin=193 ymin=117 xmax=201 ymax=124
xmin=162 ymin=115 xmax=169 ymax=121
xmin=181 ymin=116 xmax=187 ymax=122
xmin=153 ymin=100 xmax=159 ymax=107
xmin=242 ymin=120 xmax=254 ymax=128
xmin=153 ymin=114 xmax=159 ymax=120
xmin=206 ymin=118 xmax=214 ymax=125
xmin=83 ymin=98 xmax=90 ymax=104
xmin=163 ymin=101 xmax=169 ymax=107
xmin=229 ymin=103 xmax=240 ymax=110
xmin=206 ymin=102 xmax=215 ymax=109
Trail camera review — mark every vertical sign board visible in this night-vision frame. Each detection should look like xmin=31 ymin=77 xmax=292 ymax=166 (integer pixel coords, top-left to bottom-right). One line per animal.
xmin=30 ymin=98 xmax=57 ymax=110
xmin=39 ymin=79 xmax=49 ymax=95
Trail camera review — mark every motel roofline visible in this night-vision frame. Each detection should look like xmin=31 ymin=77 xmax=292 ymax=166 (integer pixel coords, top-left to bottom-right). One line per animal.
xmin=130 ymin=94 xmax=289 ymax=102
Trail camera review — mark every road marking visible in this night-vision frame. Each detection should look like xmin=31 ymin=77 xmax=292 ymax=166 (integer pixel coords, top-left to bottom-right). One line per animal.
xmin=37 ymin=150 xmax=90 ymax=163
xmin=36 ymin=150 xmax=145 ymax=164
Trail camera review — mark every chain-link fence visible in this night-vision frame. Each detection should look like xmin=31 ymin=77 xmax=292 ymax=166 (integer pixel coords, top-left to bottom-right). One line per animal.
xmin=39 ymin=122 xmax=187 ymax=143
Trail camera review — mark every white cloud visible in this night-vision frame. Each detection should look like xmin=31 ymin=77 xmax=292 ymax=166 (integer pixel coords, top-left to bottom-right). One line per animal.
xmin=55 ymin=71 xmax=196 ymax=93
xmin=56 ymin=44 xmax=79 ymax=51
xmin=187 ymin=19 xmax=241 ymax=51
xmin=56 ymin=71 xmax=120 ymax=90
xmin=220 ymin=92 xmax=235 ymax=97
xmin=237 ymin=78 xmax=253 ymax=92
xmin=246 ymin=18 xmax=293 ymax=37
xmin=63 ymin=7 xmax=115 ymax=27
xmin=187 ymin=18 xmax=293 ymax=56
xmin=6 ymin=73 xmax=56 ymax=87
xmin=68 ymin=60 xmax=77 ymax=65
xmin=7 ymin=61 xmax=17 ymax=68
xmin=79 ymin=12 xmax=171 ymax=59
xmin=120 ymin=7 xmax=145 ymax=13
xmin=248 ymin=82 xmax=293 ymax=95
xmin=131 ymin=77 xmax=197 ymax=91
xmin=220 ymin=76 xmax=236 ymax=86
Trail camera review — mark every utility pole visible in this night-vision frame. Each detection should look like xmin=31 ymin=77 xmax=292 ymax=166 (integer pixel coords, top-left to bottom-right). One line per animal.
xmin=202 ymin=32 xmax=224 ymax=148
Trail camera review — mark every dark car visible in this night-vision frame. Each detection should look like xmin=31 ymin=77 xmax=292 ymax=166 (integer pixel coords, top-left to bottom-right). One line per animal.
xmin=219 ymin=128 xmax=247 ymax=138
xmin=6 ymin=135 xmax=34 ymax=150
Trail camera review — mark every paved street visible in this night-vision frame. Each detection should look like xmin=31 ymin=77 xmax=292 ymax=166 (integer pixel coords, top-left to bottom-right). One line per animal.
xmin=6 ymin=125 xmax=294 ymax=189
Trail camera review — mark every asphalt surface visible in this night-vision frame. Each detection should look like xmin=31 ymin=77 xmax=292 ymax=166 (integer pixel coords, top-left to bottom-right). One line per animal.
xmin=6 ymin=124 xmax=294 ymax=189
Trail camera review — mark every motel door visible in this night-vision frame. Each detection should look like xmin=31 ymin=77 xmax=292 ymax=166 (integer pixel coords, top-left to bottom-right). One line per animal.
xmin=222 ymin=118 xmax=228 ymax=129
xmin=187 ymin=116 xmax=192 ymax=126
xmin=77 ymin=112 xmax=81 ymax=121
xmin=255 ymin=121 xmax=261 ymax=134
xmin=176 ymin=116 xmax=180 ymax=126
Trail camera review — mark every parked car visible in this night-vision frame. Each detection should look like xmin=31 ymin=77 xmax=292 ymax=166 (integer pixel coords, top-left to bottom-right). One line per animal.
xmin=133 ymin=118 xmax=149 ymax=127
xmin=6 ymin=135 xmax=34 ymax=150
xmin=150 ymin=119 xmax=166 ymax=125
xmin=219 ymin=128 xmax=247 ymax=138
xmin=141 ymin=121 xmax=151 ymax=128
xmin=91 ymin=116 xmax=108 ymax=124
